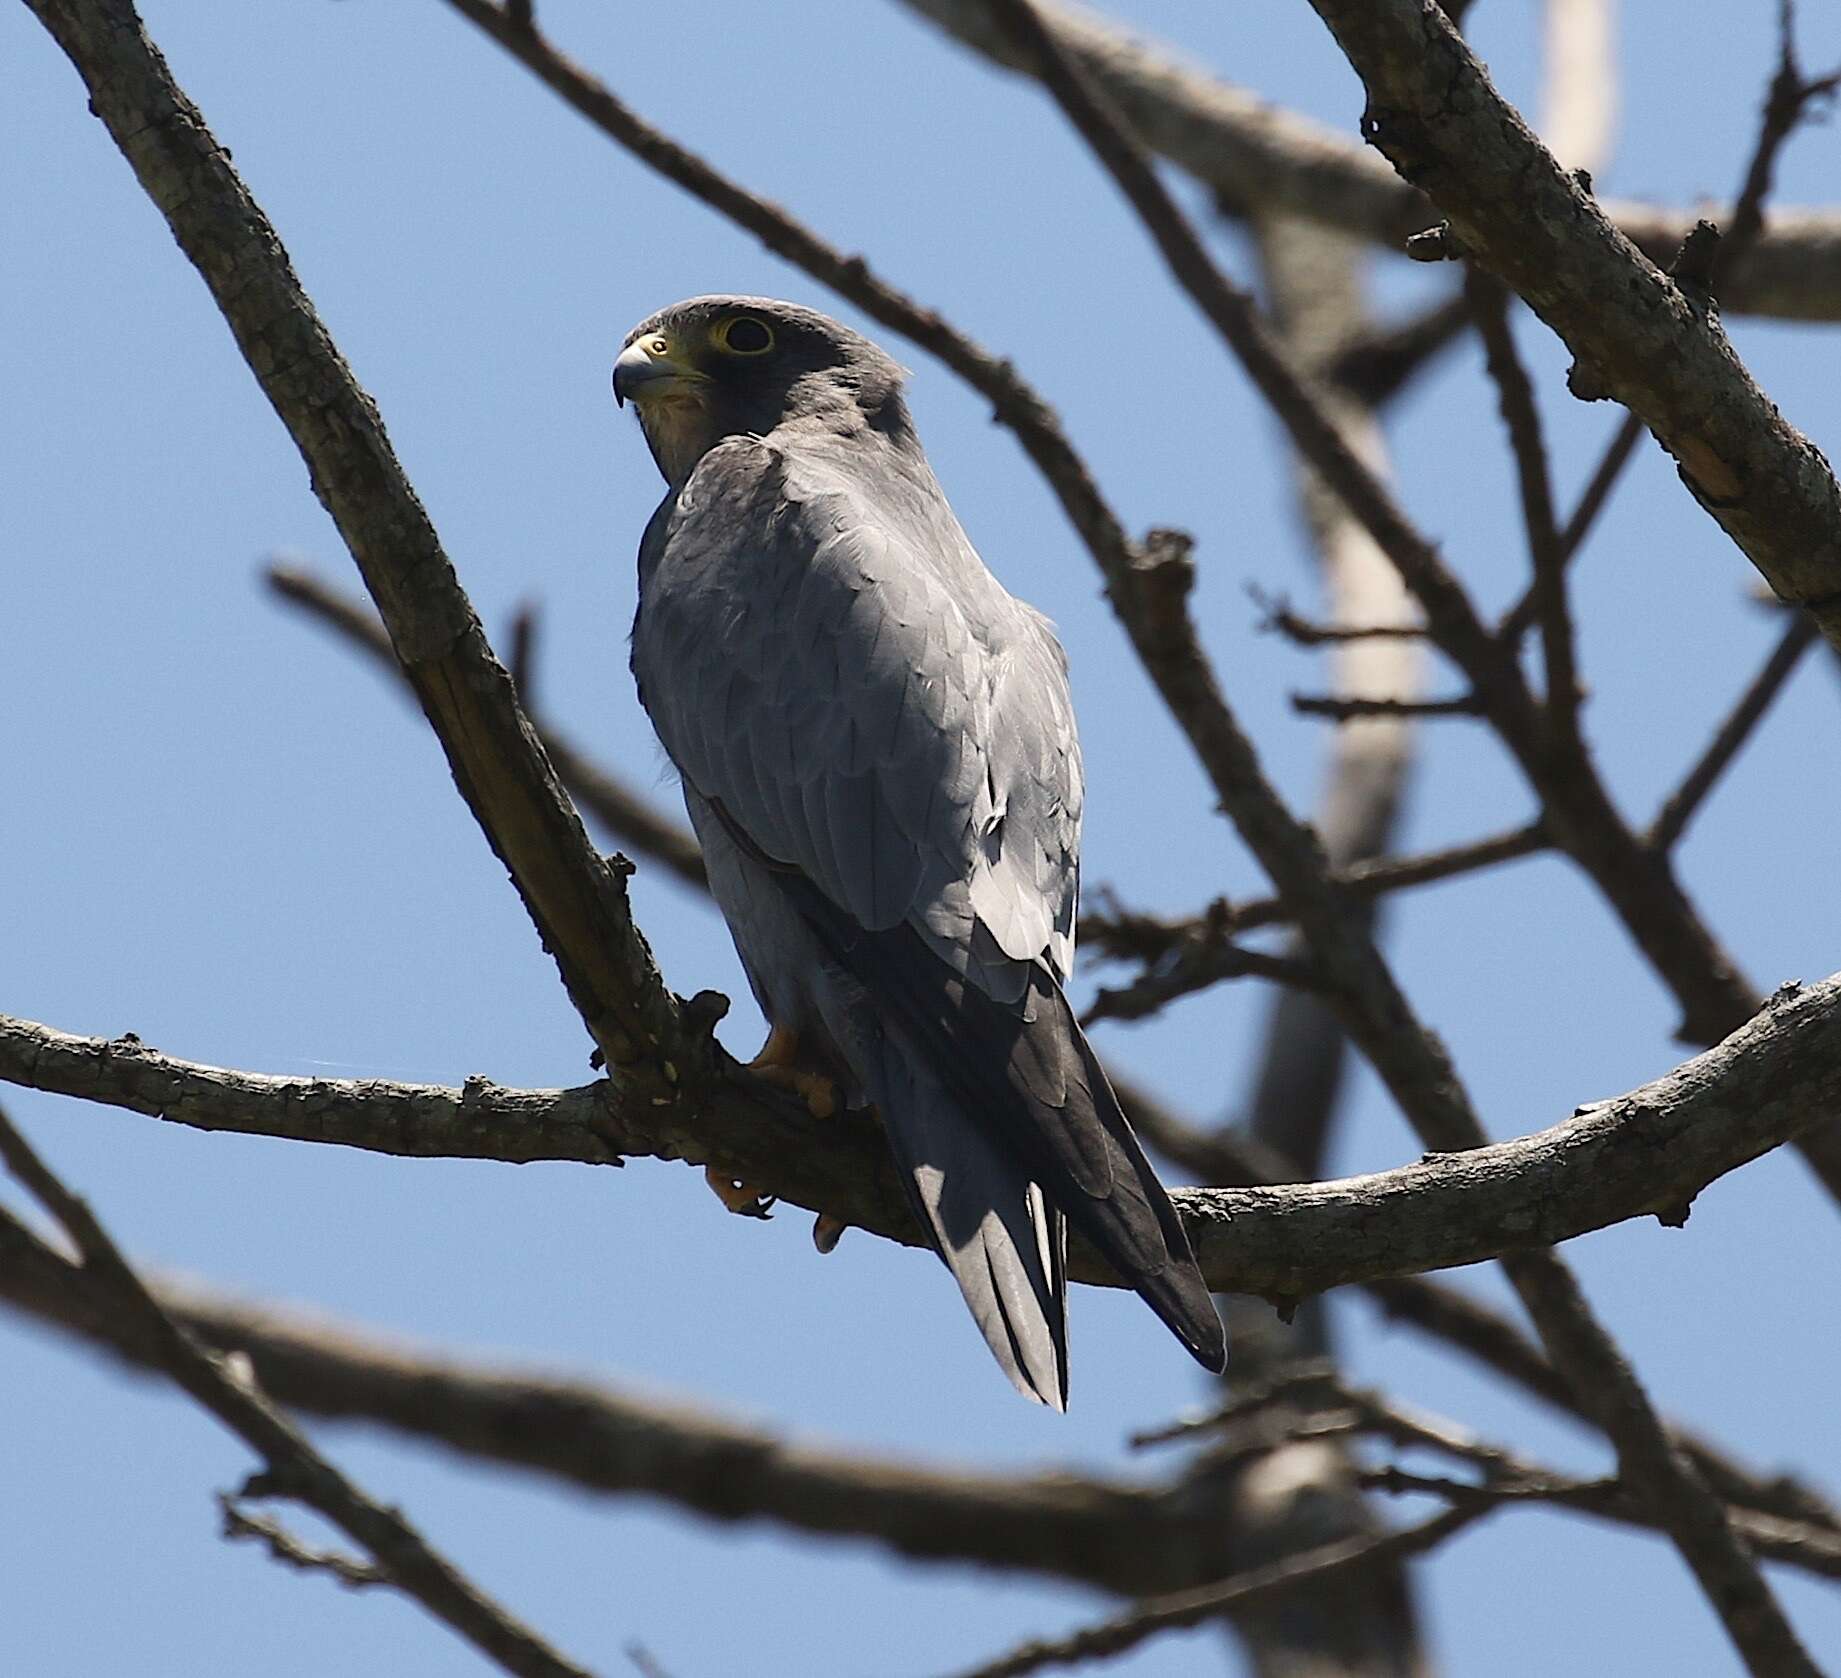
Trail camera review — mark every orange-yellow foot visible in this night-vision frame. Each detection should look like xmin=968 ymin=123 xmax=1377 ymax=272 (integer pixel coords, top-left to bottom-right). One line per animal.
xmin=704 ymin=1027 xmax=842 ymax=1220
xmin=746 ymin=1023 xmax=839 ymax=1119
xmin=704 ymin=1165 xmax=775 ymax=1219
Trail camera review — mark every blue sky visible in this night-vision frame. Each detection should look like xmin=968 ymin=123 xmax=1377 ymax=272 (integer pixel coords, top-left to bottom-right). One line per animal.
xmin=5 ymin=2 xmax=1841 ymax=1673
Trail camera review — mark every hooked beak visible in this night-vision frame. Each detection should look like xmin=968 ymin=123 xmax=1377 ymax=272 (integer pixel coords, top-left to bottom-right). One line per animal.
xmin=613 ymin=334 xmax=707 ymax=407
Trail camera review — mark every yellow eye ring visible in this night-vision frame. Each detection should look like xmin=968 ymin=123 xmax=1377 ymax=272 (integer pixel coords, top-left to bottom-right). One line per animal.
xmin=716 ymin=316 xmax=774 ymax=356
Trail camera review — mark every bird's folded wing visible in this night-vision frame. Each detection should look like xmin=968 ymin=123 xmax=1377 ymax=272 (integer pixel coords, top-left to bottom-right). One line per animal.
xmin=635 ymin=436 xmax=1083 ymax=1003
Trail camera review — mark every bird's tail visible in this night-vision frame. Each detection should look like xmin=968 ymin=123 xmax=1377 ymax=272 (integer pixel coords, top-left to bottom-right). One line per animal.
xmin=863 ymin=1031 xmax=1070 ymax=1408
xmin=785 ymin=876 xmax=1227 ymax=1396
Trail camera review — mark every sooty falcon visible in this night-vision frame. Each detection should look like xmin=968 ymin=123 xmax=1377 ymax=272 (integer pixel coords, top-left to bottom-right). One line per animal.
xmin=616 ymin=295 xmax=1225 ymax=1406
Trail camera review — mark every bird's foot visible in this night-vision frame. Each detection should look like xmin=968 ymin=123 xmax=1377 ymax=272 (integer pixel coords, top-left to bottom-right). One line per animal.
xmin=745 ymin=1024 xmax=839 ymax=1119
xmin=704 ymin=1165 xmax=775 ymax=1219
xmin=812 ymin=1213 xmax=848 ymax=1254
xmin=704 ymin=1028 xmax=841 ymax=1220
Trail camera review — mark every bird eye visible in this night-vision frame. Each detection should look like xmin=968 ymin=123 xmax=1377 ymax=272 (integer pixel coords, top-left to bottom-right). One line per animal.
xmin=717 ymin=316 xmax=774 ymax=356
xmin=648 ymin=337 xmax=670 ymax=356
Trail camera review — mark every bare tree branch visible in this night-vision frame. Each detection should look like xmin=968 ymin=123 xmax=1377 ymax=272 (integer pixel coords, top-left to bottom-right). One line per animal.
xmin=217 ymin=1496 xmax=389 ymax=1592
xmin=1469 ymin=277 xmax=1580 ymax=739
xmin=1132 ymin=1093 xmax=1841 ymax=1536
xmin=943 ymin=1508 xmax=1484 ymax=1678
xmin=1713 ymin=7 xmax=1841 ymax=293
xmin=26 ymin=0 xmax=695 ymax=1106
xmin=1648 ymin=614 xmax=1821 ymax=851
xmin=5 ymin=978 xmax=1838 ymax=1299
xmin=266 ymin=564 xmax=708 ymax=894
xmin=1080 ymin=943 xmax=1326 ymax=1028
xmin=894 ymin=0 xmax=1841 ymax=322
xmin=1305 ymin=0 xmax=1841 ymax=658
xmin=0 ymin=1212 xmax=1219 ymax=1594
xmin=1139 ymin=1371 xmax=1841 ymax=1579
xmin=951 ymin=7 xmax=1827 ymax=1668
xmin=0 ymin=1105 xmax=598 ymax=1678
xmin=1215 ymin=212 xmax=1432 ymax=1678
xmin=1253 ymin=593 xmax=1427 ymax=647
xmin=1083 ymin=824 xmax=1549 ymax=962
xmin=1498 ymin=410 xmax=1645 ymax=644
xmin=1359 ymin=1465 xmax=1841 ymax=1580
xmin=989 ymin=0 xmax=1768 ymax=1068
xmin=1290 ymin=692 xmax=1480 ymax=722
xmin=1322 ymin=292 xmax=1472 ymax=408
xmin=10 ymin=1204 xmax=1832 ymax=1605
xmin=1500 ymin=4 xmax=1835 ymax=651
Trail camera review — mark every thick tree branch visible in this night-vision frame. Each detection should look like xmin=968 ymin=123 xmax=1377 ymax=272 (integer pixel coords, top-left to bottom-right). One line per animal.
xmin=440 ymin=0 xmax=1775 ymax=1106
xmin=26 ymin=0 xmax=693 ymax=1099
xmin=0 ymin=1106 xmax=598 ymax=1678
xmin=957 ymin=7 xmax=1827 ymax=1668
xmin=9 ymin=1211 xmax=1833 ymax=1603
xmin=0 ymin=1214 xmax=1223 ymax=1595
xmin=894 ymin=0 xmax=1841 ymax=323
xmin=1305 ymin=0 xmax=1841 ymax=654
xmin=5 ymin=974 xmax=1838 ymax=1300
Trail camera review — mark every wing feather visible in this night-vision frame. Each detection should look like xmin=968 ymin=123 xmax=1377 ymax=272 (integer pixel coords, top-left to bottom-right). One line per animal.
xmin=633 ymin=437 xmax=1081 ymax=988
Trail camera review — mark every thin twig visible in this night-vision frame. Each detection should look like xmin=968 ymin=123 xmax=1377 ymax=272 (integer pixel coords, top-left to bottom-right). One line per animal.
xmin=1498 ymin=410 xmax=1645 ymax=642
xmin=1253 ymin=590 xmax=1427 ymax=647
xmin=1714 ymin=3 xmax=1841 ymax=293
xmin=1081 ymin=943 xmax=1327 ymax=1028
xmin=1147 ymin=1374 xmax=1841 ymax=1576
xmin=1081 ymin=821 xmax=1548 ymax=957
xmin=1227 ymin=821 xmax=1548 ymax=933
xmin=218 ymin=1495 xmax=389 ymax=1591
xmin=1359 ymin=1468 xmax=1841 ymax=1581
xmin=1290 ymin=691 xmax=1482 ymax=721
xmin=267 ymin=565 xmax=708 ymax=893
xmin=1468 ymin=275 xmax=1580 ymax=738
xmin=1648 ymin=614 xmax=1820 ymax=850
xmin=0 ymin=1104 xmax=598 ymax=1678
xmin=943 ymin=1508 xmax=1484 ymax=1678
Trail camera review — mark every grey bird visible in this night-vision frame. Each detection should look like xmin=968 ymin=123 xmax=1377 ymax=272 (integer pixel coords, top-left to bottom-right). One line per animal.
xmin=616 ymin=295 xmax=1226 ymax=1406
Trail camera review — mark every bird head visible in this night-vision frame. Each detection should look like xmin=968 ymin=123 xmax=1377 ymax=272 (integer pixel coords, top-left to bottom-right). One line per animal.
xmin=614 ymin=296 xmax=908 ymax=485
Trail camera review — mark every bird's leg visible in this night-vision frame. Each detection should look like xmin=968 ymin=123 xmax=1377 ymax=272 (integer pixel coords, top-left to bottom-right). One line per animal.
xmin=745 ymin=1023 xmax=839 ymax=1118
xmin=704 ymin=1024 xmax=842 ymax=1219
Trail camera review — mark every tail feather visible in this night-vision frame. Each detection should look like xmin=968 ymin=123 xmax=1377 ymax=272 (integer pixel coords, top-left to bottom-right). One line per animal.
xmin=867 ymin=1032 xmax=1069 ymax=1408
xmin=786 ymin=874 xmax=1227 ymax=1382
